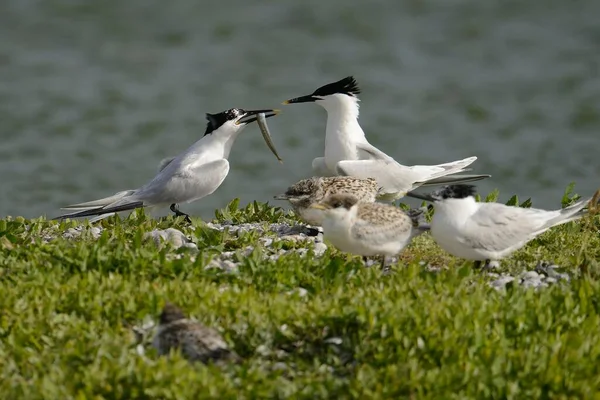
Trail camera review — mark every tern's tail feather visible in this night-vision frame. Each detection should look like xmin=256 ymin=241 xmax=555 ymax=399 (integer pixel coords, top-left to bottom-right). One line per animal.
xmin=55 ymin=200 xmax=145 ymax=221
xmin=60 ymin=190 xmax=138 ymax=211
xmin=419 ymin=173 xmax=492 ymax=186
xmin=410 ymin=156 xmax=479 ymax=184
xmin=336 ymin=156 xmax=480 ymax=199
xmin=546 ymin=197 xmax=592 ymax=228
xmin=55 ymin=189 xmax=144 ymax=221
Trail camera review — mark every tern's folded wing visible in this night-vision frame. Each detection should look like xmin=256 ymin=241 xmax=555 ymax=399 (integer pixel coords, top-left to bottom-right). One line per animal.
xmin=460 ymin=204 xmax=559 ymax=252
xmin=355 ymin=141 xmax=395 ymax=161
xmin=140 ymin=159 xmax=231 ymax=205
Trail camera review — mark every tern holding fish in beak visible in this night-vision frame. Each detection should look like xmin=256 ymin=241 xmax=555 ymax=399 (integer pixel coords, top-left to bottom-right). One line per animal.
xmin=55 ymin=108 xmax=280 ymax=223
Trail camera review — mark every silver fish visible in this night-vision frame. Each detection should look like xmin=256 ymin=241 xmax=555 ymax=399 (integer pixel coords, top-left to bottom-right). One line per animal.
xmin=257 ymin=112 xmax=283 ymax=163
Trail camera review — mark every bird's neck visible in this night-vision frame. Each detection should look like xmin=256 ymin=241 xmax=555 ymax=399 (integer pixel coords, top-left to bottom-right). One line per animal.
xmin=321 ymin=99 xmax=365 ymax=169
xmin=434 ymin=198 xmax=478 ymax=226
xmin=194 ymin=129 xmax=243 ymax=160
xmin=324 ymin=99 xmax=365 ymax=143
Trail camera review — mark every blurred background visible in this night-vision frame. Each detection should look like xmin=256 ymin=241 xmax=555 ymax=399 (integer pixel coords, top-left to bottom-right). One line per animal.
xmin=0 ymin=0 xmax=598 ymax=219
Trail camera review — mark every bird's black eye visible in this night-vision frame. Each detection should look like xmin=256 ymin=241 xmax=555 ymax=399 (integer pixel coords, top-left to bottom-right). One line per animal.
xmin=333 ymin=201 xmax=342 ymax=208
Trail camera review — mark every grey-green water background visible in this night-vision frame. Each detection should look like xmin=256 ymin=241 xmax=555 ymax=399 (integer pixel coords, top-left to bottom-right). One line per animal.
xmin=1 ymin=0 xmax=599 ymax=219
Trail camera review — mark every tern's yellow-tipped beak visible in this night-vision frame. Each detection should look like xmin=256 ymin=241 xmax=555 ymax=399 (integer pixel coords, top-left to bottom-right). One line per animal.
xmin=282 ymin=100 xmax=290 ymax=105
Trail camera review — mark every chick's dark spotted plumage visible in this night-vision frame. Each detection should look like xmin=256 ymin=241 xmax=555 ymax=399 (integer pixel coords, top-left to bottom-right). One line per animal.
xmin=152 ymin=303 xmax=240 ymax=364
xmin=275 ymin=176 xmax=379 ymax=225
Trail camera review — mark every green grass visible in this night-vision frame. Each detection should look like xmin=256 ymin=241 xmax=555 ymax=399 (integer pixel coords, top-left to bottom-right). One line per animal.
xmin=1 ymin=186 xmax=600 ymax=399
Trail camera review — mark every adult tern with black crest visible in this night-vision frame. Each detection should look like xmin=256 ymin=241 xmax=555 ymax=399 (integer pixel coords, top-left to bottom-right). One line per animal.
xmin=408 ymin=184 xmax=595 ymax=268
xmin=283 ymin=76 xmax=490 ymax=200
xmin=55 ymin=108 xmax=280 ymax=222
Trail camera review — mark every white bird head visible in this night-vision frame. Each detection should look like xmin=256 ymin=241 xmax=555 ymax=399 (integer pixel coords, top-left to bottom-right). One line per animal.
xmin=204 ymin=108 xmax=279 ymax=137
xmin=310 ymin=193 xmax=360 ymax=218
xmin=283 ymin=76 xmax=361 ymax=112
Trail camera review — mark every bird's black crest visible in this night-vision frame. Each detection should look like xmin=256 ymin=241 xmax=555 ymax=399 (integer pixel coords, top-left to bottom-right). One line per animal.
xmin=436 ymin=185 xmax=477 ymax=200
xmin=204 ymin=108 xmax=244 ymax=135
xmin=160 ymin=302 xmax=187 ymax=324
xmin=313 ymin=76 xmax=360 ymax=98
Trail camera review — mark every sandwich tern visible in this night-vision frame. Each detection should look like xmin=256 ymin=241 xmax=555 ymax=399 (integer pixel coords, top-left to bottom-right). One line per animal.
xmin=274 ymin=176 xmax=380 ymax=225
xmin=283 ymin=76 xmax=490 ymax=200
xmin=152 ymin=302 xmax=240 ymax=364
xmin=409 ymin=185 xmax=594 ymax=268
xmin=55 ymin=108 xmax=279 ymax=223
xmin=311 ymin=193 xmax=430 ymax=268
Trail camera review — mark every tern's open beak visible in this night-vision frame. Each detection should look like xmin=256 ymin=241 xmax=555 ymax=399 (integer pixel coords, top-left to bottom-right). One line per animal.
xmin=282 ymin=94 xmax=318 ymax=105
xmin=309 ymin=203 xmax=329 ymax=210
xmin=236 ymin=109 xmax=280 ymax=125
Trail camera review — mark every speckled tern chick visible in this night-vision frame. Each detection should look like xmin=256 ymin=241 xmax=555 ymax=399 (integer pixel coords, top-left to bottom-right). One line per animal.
xmin=274 ymin=176 xmax=380 ymax=225
xmin=152 ymin=302 xmax=240 ymax=364
xmin=311 ymin=193 xmax=430 ymax=267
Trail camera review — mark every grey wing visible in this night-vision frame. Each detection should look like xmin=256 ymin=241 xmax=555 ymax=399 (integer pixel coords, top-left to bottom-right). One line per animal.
xmin=355 ymin=141 xmax=395 ymax=161
xmin=138 ymin=159 xmax=230 ymax=205
xmin=158 ymin=156 xmax=176 ymax=172
xmin=336 ymin=159 xmax=428 ymax=195
xmin=460 ymin=204 xmax=555 ymax=251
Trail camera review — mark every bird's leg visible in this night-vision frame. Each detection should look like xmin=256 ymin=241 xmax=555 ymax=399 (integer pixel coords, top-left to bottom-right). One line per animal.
xmin=305 ymin=227 xmax=321 ymax=237
xmin=473 ymin=260 xmax=483 ymax=269
xmin=170 ymin=203 xmax=192 ymax=224
xmin=362 ymin=256 xmax=369 ymax=265
xmin=482 ymin=259 xmax=497 ymax=271
xmin=381 ymin=256 xmax=393 ymax=274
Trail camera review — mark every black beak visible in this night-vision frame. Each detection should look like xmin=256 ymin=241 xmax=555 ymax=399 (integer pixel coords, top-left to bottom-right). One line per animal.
xmin=405 ymin=190 xmax=437 ymax=202
xmin=282 ymin=94 xmax=318 ymax=105
xmin=236 ymin=109 xmax=280 ymax=125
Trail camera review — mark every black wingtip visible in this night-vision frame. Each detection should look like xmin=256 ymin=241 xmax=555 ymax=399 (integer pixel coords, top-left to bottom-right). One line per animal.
xmin=54 ymin=201 xmax=145 ymax=220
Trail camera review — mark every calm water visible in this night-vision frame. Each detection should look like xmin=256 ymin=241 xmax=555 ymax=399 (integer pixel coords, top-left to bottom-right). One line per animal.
xmin=1 ymin=0 xmax=599 ymax=219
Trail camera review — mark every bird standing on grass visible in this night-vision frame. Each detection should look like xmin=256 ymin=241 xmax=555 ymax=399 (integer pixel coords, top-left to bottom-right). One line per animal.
xmin=55 ymin=108 xmax=280 ymax=223
xmin=408 ymin=184 xmax=595 ymax=268
xmin=311 ymin=193 xmax=430 ymax=268
xmin=152 ymin=302 xmax=240 ymax=364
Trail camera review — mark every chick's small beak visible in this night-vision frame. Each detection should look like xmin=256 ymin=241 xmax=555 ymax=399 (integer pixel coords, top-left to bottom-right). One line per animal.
xmin=282 ymin=94 xmax=318 ymax=105
xmin=310 ymin=203 xmax=329 ymax=210
xmin=236 ymin=109 xmax=280 ymax=125
xmin=273 ymin=194 xmax=290 ymax=200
